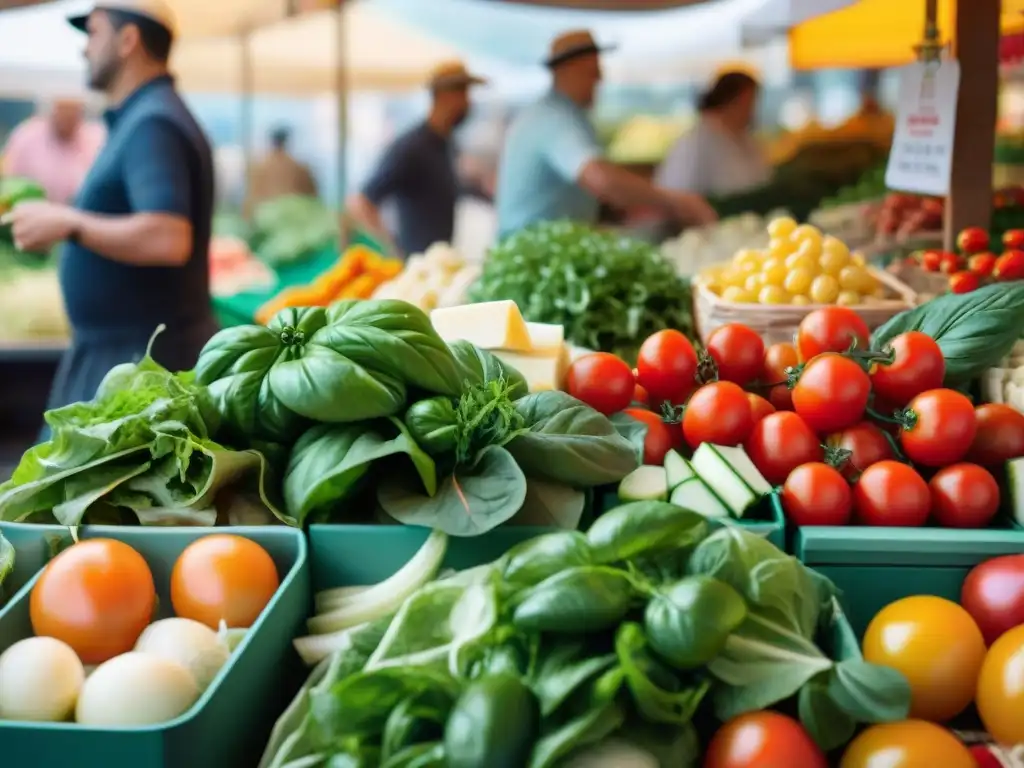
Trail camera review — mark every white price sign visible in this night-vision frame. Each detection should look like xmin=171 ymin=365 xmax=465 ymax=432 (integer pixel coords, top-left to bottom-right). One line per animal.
xmin=885 ymin=59 xmax=961 ymax=196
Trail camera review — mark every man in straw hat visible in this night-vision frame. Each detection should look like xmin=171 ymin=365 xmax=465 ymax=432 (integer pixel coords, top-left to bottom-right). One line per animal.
xmin=5 ymin=0 xmax=216 ymax=438
xmin=496 ymin=29 xmax=717 ymax=237
xmin=345 ymin=60 xmax=486 ymax=257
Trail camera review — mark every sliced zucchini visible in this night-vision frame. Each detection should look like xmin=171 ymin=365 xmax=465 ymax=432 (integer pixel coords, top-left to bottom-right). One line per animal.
xmin=663 ymin=449 xmax=695 ymax=491
xmin=618 ymin=465 xmax=669 ymax=502
xmin=690 ymin=444 xmax=759 ymax=517
xmin=1008 ymin=456 xmax=1024 ymax=527
xmin=670 ymin=477 xmax=730 ymax=518
xmin=710 ymin=443 xmax=772 ymax=495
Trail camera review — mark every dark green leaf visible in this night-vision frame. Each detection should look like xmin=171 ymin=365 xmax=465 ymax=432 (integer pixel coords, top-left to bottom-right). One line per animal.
xmin=449 ymin=340 xmax=528 ymax=400
xmin=503 ymin=531 xmax=594 ymax=587
xmin=404 ymin=397 xmax=459 ymax=457
xmin=616 ymin=721 xmax=701 ymax=768
xmin=382 ymin=742 xmax=446 ymax=768
xmin=799 ymin=675 xmax=857 ymax=752
xmin=609 ymin=411 xmax=648 ymax=465
xmin=588 ymin=501 xmax=709 ymax=564
xmin=529 ymin=641 xmax=617 ymax=717
xmin=644 ymin=576 xmax=747 ymax=669
xmin=528 ymin=700 xmax=626 ymax=768
xmin=513 ymin=566 xmax=635 ymax=634
xmin=827 ymin=658 xmax=912 ymax=723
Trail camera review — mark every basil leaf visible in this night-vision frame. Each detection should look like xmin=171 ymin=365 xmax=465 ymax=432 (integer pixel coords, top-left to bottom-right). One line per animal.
xmin=404 ymin=396 xmax=459 ymax=457
xmin=449 ymin=340 xmax=528 ymax=400
xmin=826 ymin=658 xmax=912 ymax=723
xmin=504 ymin=531 xmax=594 ymax=587
xmin=588 ymin=500 xmax=709 ymax=564
xmin=609 ymin=411 xmax=648 ymax=465
xmin=798 ymin=674 xmax=857 ymax=752
xmin=507 ymin=392 xmax=640 ymax=486
xmin=0 ymin=533 xmax=14 ymax=606
xmin=529 ymin=641 xmax=616 ymax=717
xmin=528 ymin=700 xmax=625 ymax=768
xmin=871 ymin=282 xmax=1024 ymax=385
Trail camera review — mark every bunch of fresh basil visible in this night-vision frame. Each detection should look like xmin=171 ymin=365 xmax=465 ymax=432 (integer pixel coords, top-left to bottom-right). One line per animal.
xmin=261 ymin=505 xmax=912 ymax=768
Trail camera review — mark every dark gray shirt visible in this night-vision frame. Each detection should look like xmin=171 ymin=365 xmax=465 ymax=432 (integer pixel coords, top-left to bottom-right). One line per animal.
xmin=362 ymin=122 xmax=456 ymax=255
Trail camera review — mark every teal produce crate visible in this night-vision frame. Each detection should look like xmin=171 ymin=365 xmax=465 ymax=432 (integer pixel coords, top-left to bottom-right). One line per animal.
xmin=596 ymin=489 xmax=787 ymax=551
xmin=0 ymin=523 xmax=74 ymax=606
xmin=0 ymin=526 xmax=310 ymax=768
xmin=795 ymin=524 xmax=1024 ymax=638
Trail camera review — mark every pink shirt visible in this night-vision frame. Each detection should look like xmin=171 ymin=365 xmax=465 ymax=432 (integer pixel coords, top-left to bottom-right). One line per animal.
xmin=2 ymin=117 xmax=106 ymax=205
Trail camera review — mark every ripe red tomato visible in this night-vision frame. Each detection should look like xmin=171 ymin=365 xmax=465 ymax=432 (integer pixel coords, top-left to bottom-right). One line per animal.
xmin=781 ymin=462 xmax=853 ymax=526
xmin=761 ymin=342 xmax=798 ymax=410
xmin=839 ymin=721 xmax=976 ymax=768
xmin=976 ymin=624 xmax=1024 ymax=746
xmin=961 ymin=554 xmax=1024 ymax=645
xmin=172 ymin=534 xmax=280 ymax=629
xmin=900 ymin=389 xmax=977 ymax=467
xmin=939 ymin=252 xmax=964 ymax=274
xmin=967 ymin=403 xmax=1024 ymax=466
xmin=745 ymin=412 xmax=824 ymax=486
xmin=994 ymin=249 xmax=1024 ymax=281
xmin=968 ymin=252 xmax=997 ymax=277
xmin=870 ymin=331 xmax=945 ymax=406
xmin=920 ymin=250 xmax=942 ymax=272
xmin=853 ymin=460 xmax=930 ymax=526
xmin=792 ymin=353 xmax=870 ymax=434
xmin=929 ymin=463 xmax=1000 ymax=529
xmin=827 ymin=422 xmax=894 ymax=480
xmin=682 ymin=381 xmax=753 ymax=449
xmin=746 ymin=393 xmax=775 ymax=424
xmin=566 ymin=353 xmax=635 ymax=415
xmin=636 ymin=330 xmax=698 ymax=404
xmin=707 ymin=323 xmax=765 ymax=387
xmin=632 ymin=382 xmax=649 ymax=406
xmin=31 ymin=539 xmax=156 ymax=665
xmin=622 ymin=407 xmax=675 ymax=465
xmin=795 ymin=307 xmax=870 ymax=361
xmin=948 ymin=271 xmax=979 ymax=294
xmin=704 ymin=711 xmax=827 ymax=768
xmin=1003 ymin=229 xmax=1024 ymax=249
xmin=957 ymin=226 xmax=989 ymax=254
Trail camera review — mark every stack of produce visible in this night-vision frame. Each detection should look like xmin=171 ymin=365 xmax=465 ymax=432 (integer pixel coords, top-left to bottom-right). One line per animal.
xmin=982 ymin=339 xmax=1024 ymax=412
xmin=255 ymin=245 xmax=402 ymax=323
xmin=659 ymin=210 xmax=790 ymax=277
xmin=372 ymin=242 xmax=481 ymax=312
xmin=872 ymin=192 xmax=944 ymax=240
xmin=265 ymin=504 xmax=911 ymax=766
xmin=0 ymin=534 xmax=267 ymax=726
xmin=208 ymin=236 xmax=276 ymax=298
xmin=910 ymin=226 xmax=1024 ymax=295
xmin=0 ymin=265 xmax=69 ymax=344
xmin=470 ymin=221 xmax=693 ymax=363
xmin=248 ymin=195 xmax=338 ymax=268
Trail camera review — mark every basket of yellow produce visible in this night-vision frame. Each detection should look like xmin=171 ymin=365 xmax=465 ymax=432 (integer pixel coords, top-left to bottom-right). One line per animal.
xmin=692 ymin=215 xmax=918 ymax=345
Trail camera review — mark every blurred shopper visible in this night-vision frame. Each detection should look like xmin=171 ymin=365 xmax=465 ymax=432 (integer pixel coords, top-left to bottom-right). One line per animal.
xmin=5 ymin=0 xmax=216 ymax=435
xmin=657 ymin=70 xmax=770 ymax=197
xmin=345 ymin=60 xmax=486 ymax=257
xmin=245 ymin=126 xmax=319 ymax=215
xmin=2 ymin=99 xmax=106 ymax=205
xmin=495 ymin=30 xmax=716 ymax=238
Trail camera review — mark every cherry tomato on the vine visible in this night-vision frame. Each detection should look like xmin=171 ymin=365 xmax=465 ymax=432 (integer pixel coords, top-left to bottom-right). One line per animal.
xmin=636 ymin=330 xmax=698 ymax=404
xmin=761 ymin=342 xmax=798 ymax=411
xmin=853 ymin=460 xmax=931 ymax=527
xmin=781 ymin=462 xmax=852 ymax=526
xmin=565 ymin=353 xmax=634 ymax=415
xmin=826 ymin=421 xmax=894 ymax=480
xmin=792 ymin=353 xmax=871 ymax=434
xmin=745 ymin=412 xmax=823 ymax=486
xmin=704 ymin=711 xmax=827 ymax=768
xmin=682 ymin=381 xmax=753 ymax=449
xmin=869 ymin=331 xmax=945 ymax=406
xmin=900 ymin=388 xmax=977 ymax=467
xmin=746 ymin=393 xmax=775 ymax=424
xmin=706 ymin=323 xmax=765 ymax=387
xmin=929 ymin=463 xmax=1000 ymax=529
xmin=795 ymin=307 xmax=870 ymax=361
xmin=966 ymin=403 xmax=1024 ymax=466
xmin=622 ymin=407 xmax=675 ymax=465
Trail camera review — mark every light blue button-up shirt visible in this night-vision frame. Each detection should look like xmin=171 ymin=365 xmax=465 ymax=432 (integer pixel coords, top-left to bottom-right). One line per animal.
xmin=495 ymin=90 xmax=602 ymax=238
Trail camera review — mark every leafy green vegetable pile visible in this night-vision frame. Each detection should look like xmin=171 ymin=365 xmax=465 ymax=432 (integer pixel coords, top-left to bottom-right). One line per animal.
xmin=0 ymin=332 xmax=282 ymax=527
xmin=469 ymin=221 xmax=693 ymax=363
xmin=194 ymin=300 xmax=639 ymax=532
xmin=0 ymin=532 xmax=13 ymax=606
xmin=249 ymin=195 xmax=339 ymax=267
xmin=262 ymin=502 xmax=911 ymax=768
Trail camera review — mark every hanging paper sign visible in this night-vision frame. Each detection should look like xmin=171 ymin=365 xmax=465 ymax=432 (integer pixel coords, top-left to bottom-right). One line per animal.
xmin=885 ymin=59 xmax=961 ymax=196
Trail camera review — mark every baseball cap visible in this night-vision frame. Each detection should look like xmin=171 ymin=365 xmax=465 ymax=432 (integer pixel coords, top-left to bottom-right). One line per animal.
xmin=68 ymin=0 xmax=179 ymax=38
xmin=544 ymin=29 xmax=616 ymax=68
xmin=427 ymin=60 xmax=487 ymax=91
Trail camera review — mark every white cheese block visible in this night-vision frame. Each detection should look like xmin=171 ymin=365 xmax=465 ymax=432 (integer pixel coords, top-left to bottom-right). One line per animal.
xmin=430 ymin=301 xmax=533 ymax=352
xmin=526 ymin=322 xmax=565 ymax=354
xmin=494 ymin=344 xmax=570 ymax=391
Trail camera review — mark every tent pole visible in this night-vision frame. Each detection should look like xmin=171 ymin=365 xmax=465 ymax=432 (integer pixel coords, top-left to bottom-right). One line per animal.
xmin=336 ymin=3 xmax=349 ymax=218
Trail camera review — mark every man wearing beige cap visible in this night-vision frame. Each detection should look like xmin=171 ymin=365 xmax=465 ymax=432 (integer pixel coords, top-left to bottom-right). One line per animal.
xmin=6 ymin=0 xmax=216 ymax=437
xmin=345 ymin=60 xmax=486 ymax=257
xmin=496 ymin=30 xmax=717 ymax=237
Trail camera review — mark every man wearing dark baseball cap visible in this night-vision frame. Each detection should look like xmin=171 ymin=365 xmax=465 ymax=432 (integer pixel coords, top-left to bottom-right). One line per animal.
xmin=345 ymin=60 xmax=487 ymax=256
xmin=496 ymin=30 xmax=716 ymax=237
xmin=7 ymin=1 xmax=216 ymax=435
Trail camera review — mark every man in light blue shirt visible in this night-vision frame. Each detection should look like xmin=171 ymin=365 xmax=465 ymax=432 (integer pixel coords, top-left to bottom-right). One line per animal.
xmin=496 ymin=30 xmax=716 ymax=238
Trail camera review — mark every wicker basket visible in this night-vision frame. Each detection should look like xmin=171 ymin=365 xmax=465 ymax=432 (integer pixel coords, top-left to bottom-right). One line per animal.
xmin=692 ymin=267 xmax=919 ymax=346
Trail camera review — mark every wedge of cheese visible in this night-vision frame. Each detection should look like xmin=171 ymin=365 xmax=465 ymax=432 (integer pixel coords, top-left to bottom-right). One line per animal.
xmin=494 ymin=344 xmax=570 ymax=392
xmin=430 ymin=301 xmax=533 ymax=352
xmin=525 ymin=322 xmax=565 ymax=354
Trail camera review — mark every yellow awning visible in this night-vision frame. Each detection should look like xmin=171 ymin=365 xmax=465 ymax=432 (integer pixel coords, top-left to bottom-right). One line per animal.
xmin=789 ymin=0 xmax=1024 ymax=70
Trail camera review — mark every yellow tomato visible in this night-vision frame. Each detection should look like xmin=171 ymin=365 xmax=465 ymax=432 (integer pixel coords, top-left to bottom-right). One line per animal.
xmin=761 ymin=259 xmax=788 ymax=287
xmin=783 ymin=268 xmax=813 ymax=295
xmin=850 ymin=251 xmax=867 ymax=267
xmin=733 ymin=249 xmax=762 ymax=270
xmin=863 ymin=596 xmax=986 ymax=722
xmin=790 ymin=224 xmax=822 ymax=244
xmin=767 ymin=237 xmax=796 ymax=260
xmin=796 ymin=238 xmax=823 ymax=262
xmin=722 ymin=286 xmax=755 ymax=303
xmin=758 ymin=285 xmax=790 ymax=304
xmin=976 ymin=624 xmax=1024 ymax=746
xmin=785 ymin=253 xmax=817 ymax=273
xmin=739 ymin=260 xmax=760 ymax=276
xmin=822 ymin=234 xmax=850 ymax=259
xmin=838 ymin=266 xmax=866 ymax=292
xmin=791 ymin=295 xmax=811 ymax=306
xmin=808 ymin=275 xmax=840 ymax=304
xmin=819 ymin=249 xmax=849 ymax=275
xmin=836 ymin=290 xmax=861 ymax=306
xmin=745 ymin=274 xmax=764 ymax=292
xmin=767 ymin=216 xmax=798 ymax=239
xmin=839 ymin=721 xmax=975 ymax=768
xmin=720 ymin=268 xmax=745 ymax=288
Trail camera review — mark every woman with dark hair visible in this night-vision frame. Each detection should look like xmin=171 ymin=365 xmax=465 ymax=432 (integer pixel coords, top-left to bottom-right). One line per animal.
xmin=656 ymin=70 xmax=770 ymax=198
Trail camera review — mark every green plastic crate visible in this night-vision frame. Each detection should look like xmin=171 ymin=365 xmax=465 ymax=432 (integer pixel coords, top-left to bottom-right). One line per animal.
xmin=0 ymin=526 xmax=310 ymax=768
xmin=0 ymin=523 xmax=74 ymax=605
xmin=795 ymin=525 xmax=1024 ymax=638
xmin=595 ymin=489 xmax=787 ymax=551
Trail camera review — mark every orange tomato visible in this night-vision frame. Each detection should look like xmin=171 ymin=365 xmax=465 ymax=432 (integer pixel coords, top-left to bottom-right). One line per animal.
xmin=171 ymin=534 xmax=280 ymax=629
xmin=976 ymin=623 xmax=1024 ymax=746
xmin=839 ymin=721 xmax=975 ymax=768
xmin=30 ymin=539 xmax=156 ymax=665
xmin=862 ymin=596 xmax=985 ymax=722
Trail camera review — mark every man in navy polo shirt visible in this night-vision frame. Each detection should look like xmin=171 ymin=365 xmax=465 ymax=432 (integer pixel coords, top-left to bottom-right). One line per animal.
xmin=7 ymin=0 xmax=215 ymax=428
